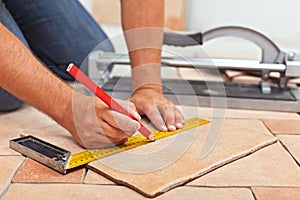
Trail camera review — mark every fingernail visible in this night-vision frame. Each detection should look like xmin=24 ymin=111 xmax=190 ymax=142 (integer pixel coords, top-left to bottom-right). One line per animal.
xmin=168 ymin=125 xmax=176 ymax=131
xmin=161 ymin=125 xmax=168 ymax=131
xmin=176 ymin=123 xmax=183 ymax=129
xmin=135 ymin=122 xmax=141 ymax=130
xmin=133 ymin=111 xmax=141 ymax=121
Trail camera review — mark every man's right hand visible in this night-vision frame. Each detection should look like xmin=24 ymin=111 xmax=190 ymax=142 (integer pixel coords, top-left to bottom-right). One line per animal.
xmin=68 ymin=94 xmax=141 ymax=148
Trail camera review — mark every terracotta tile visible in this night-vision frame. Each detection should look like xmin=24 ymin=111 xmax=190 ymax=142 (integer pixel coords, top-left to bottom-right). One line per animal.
xmin=22 ymin=123 xmax=84 ymax=154
xmin=263 ymin=119 xmax=300 ymax=134
xmin=12 ymin=158 xmax=85 ymax=183
xmin=2 ymin=184 xmax=254 ymax=200
xmin=252 ymin=187 xmax=300 ymax=200
xmin=224 ymin=70 xmax=243 ymax=78
xmin=188 ymin=143 xmax=300 ymax=187
xmin=224 ymin=110 xmax=300 ymax=120
xmin=231 ymin=74 xmax=261 ymax=84
xmin=184 ymin=106 xmax=300 ymax=120
xmin=277 ymin=135 xmax=300 ymax=164
xmin=290 ymin=78 xmax=300 ymax=84
xmin=0 ymin=126 xmax=24 ymax=156
xmin=179 ymin=68 xmax=225 ymax=81
xmin=2 ymin=184 xmax=145 ymax=200
xmin=0 ymin=156 xmax=24 ymax=196
xmin=0 ymin=105 xmax=55 ymax=131
xmin=84 ymin=170 xmax=115 ymax=185
xmin=0 ymin=105 xmax=56 ymax=155
xmin=6 ymin=106 xmax=299 ymax=157
xmin=87 ymin=119 xmax=276 ymax=197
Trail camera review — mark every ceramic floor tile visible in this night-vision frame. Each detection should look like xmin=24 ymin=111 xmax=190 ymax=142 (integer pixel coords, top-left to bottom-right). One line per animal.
xmin=12 ymin=158 xmax=85 ymax=183
xmin=188 ymin=143 xmax=300 ymax=187
xmin=252 ymin=187 xmax=300 ymax=200
xmin=0 ymin=105 xmax=55 ymax=131
xmin=0 ymin=105 xmax=56 ymax=155
xmin=88 ymin=119 xmax=276 ymax=197
xmin=84 ymin=170 xmax=115 ymax=185
xmin=223 ymin=110 xmax=300 ymax=120
xmin=178 ymin=68 xmax=225 ymax=81
xmin=8 ymin=106 xmax=300 ymax=156
xmin=22 ymin=123 xmax=84 ymax=154
xmin=231 ymin=75 xmax=261 ymax=84
xmin=290 ymin=78 xmax=300 ymax=84
xmin=185 ymin=106 xmax=300 ymax=120
xmin=277 ymin=135 xmax=300 ymax=164
xmin=263 ymin=119 xmax=300 ymax=134
xmin=0 ymin=126 xmax=25 ymax=156
xmin=0 ymin=156 xmax=24 ymax=196
xmin=2 ymin=184 xmax=145 ymax=200
xmin=2 ymin=184 xmax=254 ymax=200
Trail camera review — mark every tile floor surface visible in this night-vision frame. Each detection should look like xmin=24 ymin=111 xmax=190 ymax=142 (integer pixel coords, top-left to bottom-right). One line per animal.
xmin=0 ymin=103 xmax=298 ymax=199
xmin=0 ymin=67 xmax=299 ymax=200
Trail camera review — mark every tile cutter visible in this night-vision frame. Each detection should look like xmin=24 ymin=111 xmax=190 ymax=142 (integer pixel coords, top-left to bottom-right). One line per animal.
xmin=88 ymin=26 xmax=300 ymax=112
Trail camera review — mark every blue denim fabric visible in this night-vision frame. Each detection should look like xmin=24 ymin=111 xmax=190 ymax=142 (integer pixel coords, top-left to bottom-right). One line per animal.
xmin=3 ymin=0 xmax=114 ymax=80
xmin=0 ymin=0 xmax=114 ymax=111
xmin=0 ymin=0 xmax=26 ymax=111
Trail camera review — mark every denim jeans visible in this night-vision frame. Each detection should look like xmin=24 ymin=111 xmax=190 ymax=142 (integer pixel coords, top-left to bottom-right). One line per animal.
xmin=0 ymin=0 xmax=114 ymax=111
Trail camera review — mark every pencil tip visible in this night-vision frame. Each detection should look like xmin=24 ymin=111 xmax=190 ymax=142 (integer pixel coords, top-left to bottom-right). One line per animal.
xmin=66 ymin=63 xmax=74 ymax=72
xmin=149 ymin=134 xmax=156 ymax=142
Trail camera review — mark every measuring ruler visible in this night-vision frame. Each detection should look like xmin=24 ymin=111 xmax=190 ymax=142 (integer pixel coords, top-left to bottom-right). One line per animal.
xmin=10 ymin=117 xmax=209 ymax=174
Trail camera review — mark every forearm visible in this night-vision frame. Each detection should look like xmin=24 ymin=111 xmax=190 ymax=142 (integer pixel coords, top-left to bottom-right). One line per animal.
xmin=0 ymin=24 xmax=75 ymax=133
xmin=120 ymin=0 xmax=164 ymax=92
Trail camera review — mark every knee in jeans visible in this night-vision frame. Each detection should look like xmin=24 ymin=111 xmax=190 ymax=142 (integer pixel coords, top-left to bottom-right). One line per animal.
xmin=0 ymin=89 xmax=24 ymax=112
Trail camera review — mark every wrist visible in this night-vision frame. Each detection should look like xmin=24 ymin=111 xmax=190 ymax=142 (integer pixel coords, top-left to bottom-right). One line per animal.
xmin=55 ymin=90 xmax=79 ymax=137
xmin=131 ymin=63 xmax=162 ymax=92
xmin=132 ymin=83 xmax=163 ymax=96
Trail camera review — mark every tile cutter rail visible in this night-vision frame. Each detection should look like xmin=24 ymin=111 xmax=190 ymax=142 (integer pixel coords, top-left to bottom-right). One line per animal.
xmin=88 ymin=26 xmax=300 ymax=112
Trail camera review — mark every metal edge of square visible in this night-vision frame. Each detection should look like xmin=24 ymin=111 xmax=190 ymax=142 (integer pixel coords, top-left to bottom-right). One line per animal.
xmin=9 ymin=135 xmax=71 ymax=174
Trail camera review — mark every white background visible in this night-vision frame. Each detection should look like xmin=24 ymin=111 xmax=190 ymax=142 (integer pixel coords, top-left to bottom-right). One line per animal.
xmin=186 ymin=0 xmax=300 ymax=54
xmin=80 ymin=0 xmax=300 ymax=59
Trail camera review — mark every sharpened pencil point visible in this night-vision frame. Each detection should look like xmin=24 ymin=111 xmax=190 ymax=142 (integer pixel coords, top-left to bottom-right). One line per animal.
xmin=149 ymin=134 xmax=155 ymax=142
xmin=66 ymin=63 xmax=74 ymax=72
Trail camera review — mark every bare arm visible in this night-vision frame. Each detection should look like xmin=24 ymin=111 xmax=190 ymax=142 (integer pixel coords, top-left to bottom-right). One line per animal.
xmin=0 ymin=23 xmax=74 ymax=129
xmin=120 ymin=0 xmax=184 ymax=131
xmin=0 ymin=23 xmax=139 ymax=148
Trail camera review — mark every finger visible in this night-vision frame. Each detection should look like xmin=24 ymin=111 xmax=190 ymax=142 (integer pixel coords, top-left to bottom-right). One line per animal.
xmin=128 ymin=102 xmax=142 ymax=121
xmin=116 ymin=100 xmax=141 ymax=121
xmin=103 ymin=110 xmax=140 ymax=134
xmin=97 ymin=120 xmax=135 ymax=139
xmin=174 ymin=107 xmax=185 ymax=129
xmin=158 ymin=105 xmax=176 ymax=131
xmin=147 ymin=105 xmax=168 ymax=131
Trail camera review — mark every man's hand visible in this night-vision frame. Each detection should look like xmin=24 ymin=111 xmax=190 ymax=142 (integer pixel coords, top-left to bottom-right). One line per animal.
xmin=121 ymin=0 xmax=184 ymax=132
xmin=70 ymin=94 xmax=141 ymax=148
xmin=130 ymin=85 xmax=184 ymax=132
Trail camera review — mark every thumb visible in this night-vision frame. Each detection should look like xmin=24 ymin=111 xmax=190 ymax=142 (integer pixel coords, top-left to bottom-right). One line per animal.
xmin=116 ymin=99 xmax=141 ymax=121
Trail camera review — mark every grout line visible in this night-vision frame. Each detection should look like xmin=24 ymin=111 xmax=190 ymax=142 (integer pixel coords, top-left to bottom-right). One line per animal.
xmin=187 ymin=185 xmax=300 ymax=189
xmin=82 ymin=167 xmax=89 ymax=184
xmin=10 ymin=156 xmax=26 ymax=182
xmin=250 ymin=187 xmax=258 ymax=200
xmin=276 ymin=133 xmax=300 ymax=136
xmin=187 ymin=185 xmax=251 ymax=189
xmin=278 ymin=140 xmax=300 ymax=167
xmin=0 ymin=155 xmax=26 ymax=199
xmin=259 ymin=119 xmax=276 ymax=136
xmin=185 ymin=185 xmax=259 ymax=199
